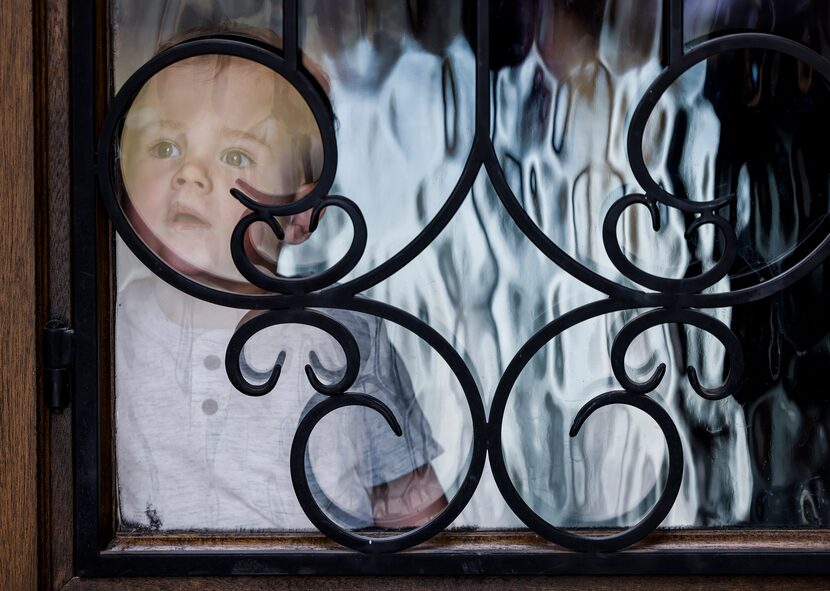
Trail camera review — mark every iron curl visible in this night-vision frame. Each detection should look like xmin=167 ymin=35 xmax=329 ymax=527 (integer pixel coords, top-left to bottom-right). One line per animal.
xmin=611 ymin=307 xmax=744 ymax=400
xmin=225 ymin=308 xmax=361 ymax=397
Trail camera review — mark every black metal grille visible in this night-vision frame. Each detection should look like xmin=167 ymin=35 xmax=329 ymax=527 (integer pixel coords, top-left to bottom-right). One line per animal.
xmin=73 ymin=0 xmax=830 ymax=575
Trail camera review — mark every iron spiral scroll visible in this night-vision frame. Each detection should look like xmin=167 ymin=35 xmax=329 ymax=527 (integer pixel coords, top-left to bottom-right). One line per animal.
xmin=96 ymin=0 xmax=830 ymax=554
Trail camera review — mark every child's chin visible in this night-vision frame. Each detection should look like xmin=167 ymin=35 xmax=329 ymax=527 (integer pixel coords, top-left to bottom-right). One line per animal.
xmin=162 ymin=253 xmax=204 ymax=278
xmin=158 ymin=246 xmax=217 ymax=281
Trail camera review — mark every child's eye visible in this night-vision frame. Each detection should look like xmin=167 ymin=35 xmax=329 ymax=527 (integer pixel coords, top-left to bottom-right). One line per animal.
xmin=149 ymin=140 xmax=181 ymax=159
xmin=221 ymin=149 xmax=255 ymax=168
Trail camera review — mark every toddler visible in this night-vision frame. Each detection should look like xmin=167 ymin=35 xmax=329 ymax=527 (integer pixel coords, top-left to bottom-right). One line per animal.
xmin=115 ymin=41 xmax=446 ymax=531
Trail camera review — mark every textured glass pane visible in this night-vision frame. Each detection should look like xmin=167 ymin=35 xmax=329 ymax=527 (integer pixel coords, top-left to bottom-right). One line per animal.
xmin=111 ymin=0 xmax=473 ymax=533
xmin=112 ymin=0 xmax=830 ymax=535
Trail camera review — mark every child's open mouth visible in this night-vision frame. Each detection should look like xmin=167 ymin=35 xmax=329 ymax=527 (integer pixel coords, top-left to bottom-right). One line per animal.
xmin=168 ymin=204 xmax=210 ymax=230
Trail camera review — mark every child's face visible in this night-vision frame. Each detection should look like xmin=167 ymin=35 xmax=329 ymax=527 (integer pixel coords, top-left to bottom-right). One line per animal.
xmin=120 ymin=56 xmax=320 ymax=284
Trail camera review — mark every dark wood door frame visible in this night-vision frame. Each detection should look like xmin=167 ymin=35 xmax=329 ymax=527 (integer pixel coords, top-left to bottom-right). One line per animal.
xmin=7 ymin=0 xmax=830 ymax=588
xmin=0 ymin=0 xmax=37 ymax=589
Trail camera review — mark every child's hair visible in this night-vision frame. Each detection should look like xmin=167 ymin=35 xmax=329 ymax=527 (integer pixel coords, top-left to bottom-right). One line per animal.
xmin=156 ymin=19 xmax=331 ymax=95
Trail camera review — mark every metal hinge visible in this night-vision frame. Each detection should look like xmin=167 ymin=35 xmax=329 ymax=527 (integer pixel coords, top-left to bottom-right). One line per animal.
xmin=43 ymin=320 xmax=74 ymax=411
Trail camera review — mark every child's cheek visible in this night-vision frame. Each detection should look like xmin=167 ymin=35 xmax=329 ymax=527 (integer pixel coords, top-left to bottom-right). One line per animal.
xmin=130 ymin=169 xmax=163 ymax=205
xmin=127 ymin=164 xmax=172 ymax=224
xmin=230 ymin=167 xmax=256 ymax=192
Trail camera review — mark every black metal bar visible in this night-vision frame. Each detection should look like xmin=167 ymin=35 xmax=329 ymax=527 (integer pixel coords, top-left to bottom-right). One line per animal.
xmin=475 ymin=0 xmax=490 ymax=138
xmin=70 ymin=0 xmax=101 ymax=576
xmin=283 ymin=0 xmax=299 ymax=70
xmin=668 ymin=0 xmax=684 ymax=64
xmin=85 ymin=548 xmax=830 ymax=577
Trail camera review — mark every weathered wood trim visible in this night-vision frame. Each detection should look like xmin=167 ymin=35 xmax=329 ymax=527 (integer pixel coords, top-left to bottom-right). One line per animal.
xmin=106 ymin=528 xmax=830 ymax=552
xmin=0 ymin=0 xmax=37 ymax=589
xmin=61 ymin=575 xmax=830 ymax=591
xmin=34 ymin=0 xmax=830 ymax=587
xmin=35 ymin=0 xmax=73 ymax=589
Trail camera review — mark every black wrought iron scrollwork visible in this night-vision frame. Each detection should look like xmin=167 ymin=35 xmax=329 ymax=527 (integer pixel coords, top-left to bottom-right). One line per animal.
xmin=488 ymin=300 xmax=686 ymax=552
xmin=228 ymin=187 xmax=368 ymax=296
xmin=226 ymin=308 xmax=362 ymax=396
xmin=610 ymin=308 xmax=744 ymax=400
xmin=601 ymin=192 xmax=739 ymax=294
xmin=95 ymin=0 xmax=830 ymax=556
xmin=97 ymin=0 xmax=490 ymax=554
xmin=487 ymin=0 xmax=830 ymax=553
xmin=559 ymin=389 xmax=682 ymax=553
xmin=281 ymin=298 xmax=487 ymax=554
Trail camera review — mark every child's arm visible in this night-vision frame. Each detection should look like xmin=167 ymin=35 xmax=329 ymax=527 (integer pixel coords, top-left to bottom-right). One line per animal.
xmin=370 ymin=464 xmax=448 ymax=528
xmin=322 ymin=309 xmax=447 ymax=529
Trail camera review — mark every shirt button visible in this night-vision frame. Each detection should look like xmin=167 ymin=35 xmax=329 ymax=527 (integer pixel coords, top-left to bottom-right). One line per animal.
xmin=203 ymin=355 xmax=221 ymax=370
xmin=201 ymin=399 xmax=219 ymax=416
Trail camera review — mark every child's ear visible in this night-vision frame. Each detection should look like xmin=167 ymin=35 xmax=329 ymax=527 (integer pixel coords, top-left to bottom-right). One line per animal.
xmin=283 ymin=183 xmax=323 ymax=245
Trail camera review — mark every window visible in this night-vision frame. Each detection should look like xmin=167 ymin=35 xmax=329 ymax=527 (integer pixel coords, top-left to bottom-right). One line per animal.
xmin=63 ymin=0 xmax=830 ymax=579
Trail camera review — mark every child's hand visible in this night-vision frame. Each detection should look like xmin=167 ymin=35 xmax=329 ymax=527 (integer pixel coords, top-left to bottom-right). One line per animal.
xmin=371 ymin=464 xmax=448 ymax=529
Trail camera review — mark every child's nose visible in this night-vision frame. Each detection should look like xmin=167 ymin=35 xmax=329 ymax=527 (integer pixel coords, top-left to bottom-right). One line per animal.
xmin=172 ymin=162 xmax=212 ymax=193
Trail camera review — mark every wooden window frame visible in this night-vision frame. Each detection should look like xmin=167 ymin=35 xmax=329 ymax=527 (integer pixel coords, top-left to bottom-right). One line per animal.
xmin=10 ymin=0 xmax=829 ymax=588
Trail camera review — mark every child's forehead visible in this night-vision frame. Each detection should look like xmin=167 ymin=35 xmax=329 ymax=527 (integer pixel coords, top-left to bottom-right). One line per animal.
xmin=125 ymin=54 xmax=323 ymax=156
xmin=136 ymin=56 xmax=287 ymax=116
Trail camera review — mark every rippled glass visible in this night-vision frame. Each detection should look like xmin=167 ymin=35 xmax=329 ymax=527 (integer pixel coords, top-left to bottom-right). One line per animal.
xmin=113 ymin=0 xmax=830 ymax=532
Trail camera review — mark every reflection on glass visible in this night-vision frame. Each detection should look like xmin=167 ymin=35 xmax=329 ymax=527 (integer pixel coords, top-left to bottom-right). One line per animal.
xmin=685 ymin=0 xmax=830 ymax=54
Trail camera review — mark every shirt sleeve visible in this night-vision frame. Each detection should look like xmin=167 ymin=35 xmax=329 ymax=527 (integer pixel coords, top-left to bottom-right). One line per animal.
xmin=324 ymin=309 xmax=444 ymax=488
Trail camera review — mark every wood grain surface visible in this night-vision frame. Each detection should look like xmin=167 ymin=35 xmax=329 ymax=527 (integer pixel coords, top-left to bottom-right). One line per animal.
xmin=62 ymin=575 xmax=830 ymax=590
xmin=25 ymin=1 xmax=830 ymax=589
xmin=35 ymin=0 xmax=73 ymax=589
xmin=107 ymin=528 xmax=830 ymax=552
xmin=0 ymin=0 xmax=37 ymax=589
